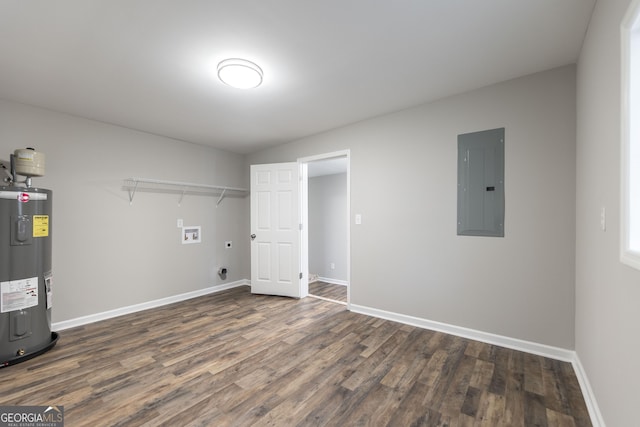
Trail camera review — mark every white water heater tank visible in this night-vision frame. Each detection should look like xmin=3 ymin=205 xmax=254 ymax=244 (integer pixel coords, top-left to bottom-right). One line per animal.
xmin=14 ymin=148 xmax=45 ymax=177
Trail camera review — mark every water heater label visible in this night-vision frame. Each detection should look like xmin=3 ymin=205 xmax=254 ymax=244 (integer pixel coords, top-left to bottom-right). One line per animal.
xmin=0 ymin=191 xmax=47 ymax=200
xmin=33 ymin=215 xmax=49 ymax=237
xmin=45 ymin=273 xmax=53 ymax=309
xmin=1 ymin=277 xmax=38 ymax=313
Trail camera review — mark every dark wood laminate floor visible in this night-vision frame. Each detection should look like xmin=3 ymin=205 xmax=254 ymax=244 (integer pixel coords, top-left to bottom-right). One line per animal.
xmin=0 ymin=286 xmax=591 ymax=426
xmin=308 ymin=281 xmax=347 ymax=303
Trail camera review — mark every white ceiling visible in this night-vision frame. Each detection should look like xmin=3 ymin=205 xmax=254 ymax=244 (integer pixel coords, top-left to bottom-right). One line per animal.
xmin=0 ymin=1 xmax=595 ymax=154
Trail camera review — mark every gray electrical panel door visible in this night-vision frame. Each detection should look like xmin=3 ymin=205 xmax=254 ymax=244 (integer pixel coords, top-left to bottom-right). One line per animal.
xmin=457 ymin=128 xmax=505 ymax=237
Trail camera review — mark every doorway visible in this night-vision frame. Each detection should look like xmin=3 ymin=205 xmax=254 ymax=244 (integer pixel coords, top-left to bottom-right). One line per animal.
xmin=299 ymin=151 xmax=350 ymax=306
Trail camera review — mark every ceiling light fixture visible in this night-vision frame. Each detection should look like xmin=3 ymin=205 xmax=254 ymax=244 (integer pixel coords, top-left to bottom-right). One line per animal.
xmin=217 ymin=58 xmax=263 ymax=89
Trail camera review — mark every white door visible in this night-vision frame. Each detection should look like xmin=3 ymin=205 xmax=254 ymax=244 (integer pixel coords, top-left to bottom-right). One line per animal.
xmin=250 ymin=163 xmax=300 ymax=298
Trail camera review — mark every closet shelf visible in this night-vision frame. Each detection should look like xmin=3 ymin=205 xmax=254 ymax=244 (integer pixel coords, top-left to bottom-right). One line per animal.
xmin=123 ymin=177 xmax=248 ymax=206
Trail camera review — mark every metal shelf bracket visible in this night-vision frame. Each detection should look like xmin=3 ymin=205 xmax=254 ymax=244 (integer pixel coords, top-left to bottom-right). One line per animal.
xmin=128 ymin=180 xmax=139 ymax=205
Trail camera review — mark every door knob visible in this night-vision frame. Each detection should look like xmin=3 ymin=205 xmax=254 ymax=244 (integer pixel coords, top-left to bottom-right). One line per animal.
xmin=250 ymin=234 xmax=256 ymax=240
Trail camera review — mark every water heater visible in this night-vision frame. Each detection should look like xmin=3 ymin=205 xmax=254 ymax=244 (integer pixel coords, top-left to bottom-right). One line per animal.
xmin=0 ymin=149 xmax=58 ymax=367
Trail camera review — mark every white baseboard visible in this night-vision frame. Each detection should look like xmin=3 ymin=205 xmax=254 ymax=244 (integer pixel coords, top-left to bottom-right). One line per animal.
xmin=349 ymin=303 xmax=574 ymax=361
xmin=317 ymin=277 xmax=348 ymax=286
xmin=349 ymin=303 xmax=603 ymax=426
xmin=571 ymin=354 xmax=606 ymax=427
xmin=52 ymin=280 xmax=249 ymax=331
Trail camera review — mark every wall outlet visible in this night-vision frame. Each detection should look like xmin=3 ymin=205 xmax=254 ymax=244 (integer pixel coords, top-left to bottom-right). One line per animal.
xmin=225 ymin=241 xmax=232 ymax=248
xmin=330 ymin=262 xmax=335 ymax=270
xmin=177 ymin=219 xmax=183 ymax=228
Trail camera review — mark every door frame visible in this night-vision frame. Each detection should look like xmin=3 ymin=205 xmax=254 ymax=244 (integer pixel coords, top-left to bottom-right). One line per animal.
xmin=298 ymin=150 xmax=351 ymax=307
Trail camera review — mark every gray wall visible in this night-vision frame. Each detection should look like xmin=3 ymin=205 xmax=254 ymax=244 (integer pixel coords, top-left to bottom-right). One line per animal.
xmin=576 ymin=0 xmax=640 ymax=424
xmin=248 ymin=65 xmax=577 ymax=349
xmin=309 ymin=173 xmax=348 ymax=282
xmin=0 ymin=99 xmax=249 ymax=323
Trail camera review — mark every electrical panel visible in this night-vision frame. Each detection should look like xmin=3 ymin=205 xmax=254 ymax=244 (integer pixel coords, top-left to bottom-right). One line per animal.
xmin=457 ymin=128 xmax=505 ymax=237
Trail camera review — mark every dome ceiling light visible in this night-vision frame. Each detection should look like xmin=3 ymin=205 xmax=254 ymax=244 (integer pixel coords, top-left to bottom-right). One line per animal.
xmin=217 ymin=58 xmax=263 ymax=89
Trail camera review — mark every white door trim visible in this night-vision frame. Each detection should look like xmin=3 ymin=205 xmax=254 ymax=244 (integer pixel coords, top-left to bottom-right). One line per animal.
xmin=298 ymin=150 xmax=351 ymax=308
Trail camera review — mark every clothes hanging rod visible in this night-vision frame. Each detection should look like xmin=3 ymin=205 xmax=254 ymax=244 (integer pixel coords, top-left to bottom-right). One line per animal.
xmin=124 ymin=177 xmax=248 ymax=205
xmin=127 ymin=177 xmax=247 ymax=193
